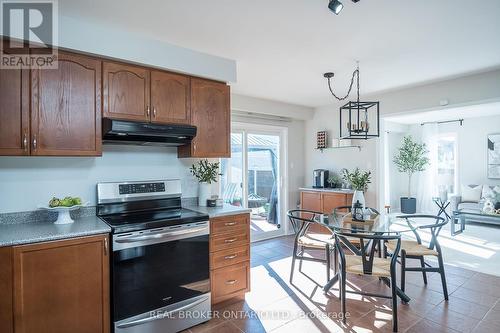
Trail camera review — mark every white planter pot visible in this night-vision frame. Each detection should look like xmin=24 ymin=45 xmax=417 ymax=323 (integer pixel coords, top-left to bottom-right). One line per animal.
xmin=198 ymin=182 xmax=211 ymax=207
xmin=351 ymin=190 xmax=366 ymax=209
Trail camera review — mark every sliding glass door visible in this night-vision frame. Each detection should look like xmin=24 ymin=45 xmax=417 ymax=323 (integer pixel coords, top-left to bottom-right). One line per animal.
xmin=221 ymin=125 xmax=286 ymax=241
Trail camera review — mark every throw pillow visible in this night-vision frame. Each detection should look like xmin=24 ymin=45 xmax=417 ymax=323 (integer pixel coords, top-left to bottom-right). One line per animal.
xmin=483 ymin=185 xmax=500 ymax=202
xmin=461 ymin=185 xmax=482 ymax=202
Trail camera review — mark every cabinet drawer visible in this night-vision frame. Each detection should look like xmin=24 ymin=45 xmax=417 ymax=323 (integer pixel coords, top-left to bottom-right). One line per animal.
xmin=210 ymin=230 xmax=249 ymax=252
xmin=210 ymin=214 xmax=249 ymax=235
xmin=210 ymin=245 xmax=249 ymax=270
xmin=211 ymin=261 xmax=250 ymax=303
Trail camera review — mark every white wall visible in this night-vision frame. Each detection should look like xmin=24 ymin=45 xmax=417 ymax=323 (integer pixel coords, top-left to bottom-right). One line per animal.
xmin=0 ymin=146 xmax=204 ymax=213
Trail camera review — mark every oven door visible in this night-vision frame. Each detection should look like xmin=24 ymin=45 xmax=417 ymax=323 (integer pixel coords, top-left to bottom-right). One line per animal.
xmin=111 ymin=222 xmax=210 ymax=329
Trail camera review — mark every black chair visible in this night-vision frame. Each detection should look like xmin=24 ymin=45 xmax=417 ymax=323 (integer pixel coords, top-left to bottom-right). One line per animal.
xmin=385 ymin=215 xmax=449 ymax=300
xmin=288 ymin=209 xmax=336 ymax=284
xmin=335 ymin=230 xmax=401 ymax=332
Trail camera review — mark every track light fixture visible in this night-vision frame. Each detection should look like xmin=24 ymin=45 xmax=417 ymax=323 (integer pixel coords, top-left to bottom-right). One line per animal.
xmin=328 ymin=0 xmax=360 ymax=15
xmin=328 ymin=0 xmax=343 ymax=15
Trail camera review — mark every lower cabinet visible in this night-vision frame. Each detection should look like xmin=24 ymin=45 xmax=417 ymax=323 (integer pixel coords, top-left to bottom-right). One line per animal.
xmin=0 ymin=234 xmax=110 ymax=333
xmin=209 ymin=213 xmax=251 ymax=304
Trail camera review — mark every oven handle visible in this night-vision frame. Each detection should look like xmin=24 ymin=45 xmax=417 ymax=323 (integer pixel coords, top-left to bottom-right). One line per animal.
xmin=115 ymin=295 xmax=209 ymax=329
xmin=115 ymin=226 xmax=208 ymax=243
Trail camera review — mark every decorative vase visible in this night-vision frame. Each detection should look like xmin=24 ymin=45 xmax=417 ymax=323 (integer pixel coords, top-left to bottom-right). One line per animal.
xmin=198 ymin=182 xmax=211 ymax=207
xmin=351 ymin=190 xmax=366 ymax=209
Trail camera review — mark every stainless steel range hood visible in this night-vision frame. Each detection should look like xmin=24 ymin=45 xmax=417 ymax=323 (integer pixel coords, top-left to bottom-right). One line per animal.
xmin=102 ymin=119 xmax=197 ymax=146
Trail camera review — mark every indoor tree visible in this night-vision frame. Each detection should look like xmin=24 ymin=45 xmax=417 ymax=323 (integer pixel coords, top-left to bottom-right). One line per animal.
xmin=393 ymin=136 xmax=429 ymax=213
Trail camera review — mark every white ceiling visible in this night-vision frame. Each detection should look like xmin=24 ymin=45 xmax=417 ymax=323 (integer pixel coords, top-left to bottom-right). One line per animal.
xmin=59 ymin=0 xmax=500 ymax=107
xmin=384 ymin=101 xmax=500 ymax=124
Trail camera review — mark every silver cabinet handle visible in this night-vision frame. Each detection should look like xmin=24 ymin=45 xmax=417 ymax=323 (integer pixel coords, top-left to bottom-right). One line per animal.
xmin=23 ymin=132 xmax=28 ymax=151
xmin=225 ymin=222 xmax=237 ymax=226
xmin=32 ymin=134 xmax=37 ymax=150
xmin=224 ymin=254 xmax=237 ymax=260
xmin=225 ymin=279 xmax=238 ymax=285
xmin=153 ymin=107 xmax=157 ymax=118
xmin=224 ymin=238 xmax=237 ymax=243
xmin=146 ymin=106 xmax=150 ymax=117
xmin=104 ymin=237 xmax=108 ymax=255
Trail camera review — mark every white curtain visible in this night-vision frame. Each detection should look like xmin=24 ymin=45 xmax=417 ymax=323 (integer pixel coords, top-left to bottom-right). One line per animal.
xmin=417 ymin=123 xmax=439 ymax=213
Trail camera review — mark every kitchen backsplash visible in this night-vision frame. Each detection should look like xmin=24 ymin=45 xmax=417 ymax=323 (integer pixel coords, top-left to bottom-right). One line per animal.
xmin=0 ymin=145 xmax=217 ymax=213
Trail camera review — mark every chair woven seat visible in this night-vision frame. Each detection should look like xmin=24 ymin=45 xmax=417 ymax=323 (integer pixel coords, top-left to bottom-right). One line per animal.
xmin=298 ymin=233 xmax=335 ymax=248
xmin=386 ymin=240 xmax=438 ymax=256
xmin=344 ymin=255 xmax=392 ymax=277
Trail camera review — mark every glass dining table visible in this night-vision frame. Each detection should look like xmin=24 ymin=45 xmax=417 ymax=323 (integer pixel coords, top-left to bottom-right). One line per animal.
xmin=317 ymin=211 xmax=414 ymax=303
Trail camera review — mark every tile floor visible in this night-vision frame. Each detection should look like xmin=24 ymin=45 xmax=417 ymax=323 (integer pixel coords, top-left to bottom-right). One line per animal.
xmin=186 ymin=235 xmax=500 ymax=333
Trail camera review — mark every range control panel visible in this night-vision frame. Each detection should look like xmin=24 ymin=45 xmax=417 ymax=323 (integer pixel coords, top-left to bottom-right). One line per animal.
xmin=119 ymin=182 xmax=166 ymax=195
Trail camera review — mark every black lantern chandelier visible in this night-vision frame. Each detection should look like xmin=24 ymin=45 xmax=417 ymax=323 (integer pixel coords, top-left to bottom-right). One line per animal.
xmin=323 ymin=62 xmax=380 ymax=139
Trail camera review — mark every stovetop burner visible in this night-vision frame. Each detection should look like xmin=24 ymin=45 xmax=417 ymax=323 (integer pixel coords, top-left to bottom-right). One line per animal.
xmin=100 ymin=207 xmax=208 ymax=233
xmin=96 ymin=180 xmax=209 ymax=234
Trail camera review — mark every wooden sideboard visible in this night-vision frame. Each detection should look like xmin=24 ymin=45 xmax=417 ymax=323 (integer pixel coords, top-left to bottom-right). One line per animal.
xmin=300 ymin=189 xmax=353 ymax=233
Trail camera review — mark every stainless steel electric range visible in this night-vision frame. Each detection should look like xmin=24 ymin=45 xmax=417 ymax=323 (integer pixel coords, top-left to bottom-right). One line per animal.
xmin=97 ymin=179 xmax=211 ymax=333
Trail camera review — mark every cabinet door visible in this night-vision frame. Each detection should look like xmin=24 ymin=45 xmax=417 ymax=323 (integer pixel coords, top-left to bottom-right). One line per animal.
xmin=13 ymin=235 xmax=109 ymax=333
xmin=301 ymin=191 xmax=322 ymax=211
xmin=300 ymin=191 xmax=330 ymax=234
xmin=178 ymin=78 xmax=230 ymax=158
xmin=322 ymin=193 xmax=348 ymax=214
xmin=103 ymin=62 xmax=150 ymax=122
xmin=150 ymin=70 xmax=190 ymax=124
xmin=31 ymin=52 xmax=102 ymax=156
xmin=0 ymin=59 xmax=29 ymax=155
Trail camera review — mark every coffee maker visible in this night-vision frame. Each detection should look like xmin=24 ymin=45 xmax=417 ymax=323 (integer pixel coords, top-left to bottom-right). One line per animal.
xmin=313 ymin=169 xmax=329 ymax=188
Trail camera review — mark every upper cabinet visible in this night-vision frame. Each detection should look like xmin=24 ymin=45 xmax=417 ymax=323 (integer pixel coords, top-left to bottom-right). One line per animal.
xmin=178 ymin=78 xmax=231 ymax=158
xmin=31 ymin=52 xmax=102 ymax=156
xmin=0 ymin=67 xmax=29 ymax=156
xmin=103 ymin=62 xmax=150 ymax=122
xmin=151 ymin=71 xmax=190 ymax=124
xmin=103 ymin=63 xmax=191 ymax=125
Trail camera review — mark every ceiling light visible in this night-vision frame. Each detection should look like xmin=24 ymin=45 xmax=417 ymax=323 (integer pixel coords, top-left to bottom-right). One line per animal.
xmin=328 ymin=0 xmax=343 ymax=15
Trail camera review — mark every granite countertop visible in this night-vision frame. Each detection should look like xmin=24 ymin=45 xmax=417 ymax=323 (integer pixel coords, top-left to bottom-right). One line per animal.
xmin=299 ymin=187 xmax=355 ymax=194
xmin=0 ymin=208 xmax=111 ymax=247
xmin=185 ymin=204 xmax=252 ymax=218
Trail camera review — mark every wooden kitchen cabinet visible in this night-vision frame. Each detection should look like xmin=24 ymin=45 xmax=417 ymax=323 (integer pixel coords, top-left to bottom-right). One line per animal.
xmin=3 ymin=235 xmax=110 ymax=333
xmin=150 ymin=70 xmax=190 ymax=124
xmin=103 ymin=62 xmax=150 ymax=122
xmin=0 ymin=67 xmax=29 ymax=156
xmin=31 ymin=52 xmax=102 ymax=156
xmin=209 ymin=213 xmax=250 ymax=304
xmin=178 ymin=78 xmax=231 ymax=158
xmin=300 ymin=190 xmax=353 ymax=233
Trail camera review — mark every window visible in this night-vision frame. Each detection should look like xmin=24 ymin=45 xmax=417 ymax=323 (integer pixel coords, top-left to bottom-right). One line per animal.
xmin=437 ymin=133 xmax=458 ymax=196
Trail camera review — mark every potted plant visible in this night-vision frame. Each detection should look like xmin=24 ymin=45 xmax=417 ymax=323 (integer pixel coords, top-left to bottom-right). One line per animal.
xmin=342 ymin=168 xmax=371 ymax=208
xmin=393 ymin=136 xmax=429 ymax=214
xmin=190 ymin=159 xmax=220 ymax=206
xmin=328 ymin=172 xmax=343 ymax=188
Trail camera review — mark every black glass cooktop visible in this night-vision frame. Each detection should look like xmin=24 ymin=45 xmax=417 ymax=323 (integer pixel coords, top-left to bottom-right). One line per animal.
xmin=99 ymin=208 xmax=209 ymax=234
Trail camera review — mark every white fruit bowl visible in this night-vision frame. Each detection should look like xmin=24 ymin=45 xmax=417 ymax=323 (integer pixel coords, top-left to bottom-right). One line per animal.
xmin=38 ymin=203 xmax=89 ymax=224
